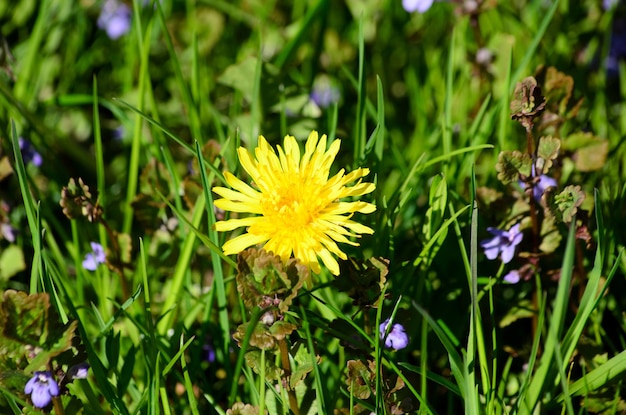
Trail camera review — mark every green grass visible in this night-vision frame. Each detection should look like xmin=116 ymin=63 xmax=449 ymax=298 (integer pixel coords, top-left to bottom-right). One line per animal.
xmin=1 ymin=0 xmax=626 ymax=414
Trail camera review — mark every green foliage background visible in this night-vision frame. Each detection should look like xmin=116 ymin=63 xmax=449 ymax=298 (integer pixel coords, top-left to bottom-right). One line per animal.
xmin=0 ymin=0 xmax=625 ymax=414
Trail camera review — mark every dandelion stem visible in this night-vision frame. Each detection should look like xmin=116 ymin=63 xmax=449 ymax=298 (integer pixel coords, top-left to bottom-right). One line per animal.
xmin=278 ymin=338 xmax=300 ymax=415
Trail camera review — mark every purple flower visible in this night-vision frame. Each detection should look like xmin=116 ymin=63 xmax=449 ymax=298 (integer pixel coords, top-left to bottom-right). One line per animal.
xmin=310 ymin=79 xmax=341 ymax=109
xmin=203 ymin=343 xmax=216 ymax=363
xmin=67 ymin=362 xmax=90 ymax=380
xmin=402 ymin=0 xmax=434 ymax=13
xmin=18 ymin=138 xmax=42 ymax=167
xmin=379 ymin=318 xmax=409 ymax=351
xmin=520 ymin=171 xmax=557 ymax=202
xmin=82 ymin=242 xmax=106 ymax=271
xmin=24 ymin=371 xmax=59 ymax=408
xmin=503 ymin=269 xmax=520 ymax=284
xmin=1 ymin=222 xmax=17 ymax=242
xmin=113 ymin=125 xmax=125 ymax=141
xmin=480 ymin=224 xmax=523 ymax=264
xmin=98 ymin=0 xmax=132 ymax=40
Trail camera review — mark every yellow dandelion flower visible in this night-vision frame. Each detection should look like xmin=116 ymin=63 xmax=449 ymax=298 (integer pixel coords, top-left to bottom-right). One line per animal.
xmin=213 ymin=131 xmax=376 ymax=276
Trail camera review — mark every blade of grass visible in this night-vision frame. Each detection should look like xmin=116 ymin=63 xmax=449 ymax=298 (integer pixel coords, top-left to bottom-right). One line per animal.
xmin=10 ymin=120 xmax=43 ymax=292
xmin=520 ymin=219 xmax=577 ymax=414
xmin=122 ymin=14 xmax=154 ymax=234
xmin=299 ymin=306 xmax=328 ymax=414
xmin=509 ymin=0 xmax=561 ymax=93
xmin=353 ymin=14 xmax=366 ymax=163
xmin=195 ymin=140 xmax=231 ymax=368
xmin=157 ymin=193 xmax=205 ymax=334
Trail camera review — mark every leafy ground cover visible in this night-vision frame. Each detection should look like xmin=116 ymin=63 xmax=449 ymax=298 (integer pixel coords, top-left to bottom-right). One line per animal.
xmin=1 ymin=0 xmax=626 ymax=413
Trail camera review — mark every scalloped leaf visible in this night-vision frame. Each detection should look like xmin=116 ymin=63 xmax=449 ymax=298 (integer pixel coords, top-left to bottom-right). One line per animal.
xmin=536 ymin=136 xmax=561 ymax=174
xmin=237 ymin=248 xmax=308 ymax=313
xmin=227 ymin=402 xmax=268 ymax=415
xmin=346 ymin=360 xmax=374 ymax=400
xmin=290 ymin=346 xmax=319 ymax=389
xmin=510 ymin=76 xmax=546 ymax=129
xmin=496 ymin=151 xmax=532 ymax=184
xmin=543 ymin=67 xmax=574 ymax=116
xmin=544 ymin=185 xmax=586 ymax=223
xmin=244 ymin=350 xmax=283 ymax=382
xmin=0 ymin=291 xmax=78 ymax=374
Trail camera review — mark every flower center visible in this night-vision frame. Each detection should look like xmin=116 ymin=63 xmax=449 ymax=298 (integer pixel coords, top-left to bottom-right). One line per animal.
xmin=263 ymin=174 xmax=324 ymax=232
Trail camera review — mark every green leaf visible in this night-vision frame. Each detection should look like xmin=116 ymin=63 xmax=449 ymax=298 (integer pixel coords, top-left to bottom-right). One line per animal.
xmin=544 ymin=185 xmax=586 ymax=223
xmin=496 ymin=151 xmax=532 ymax=184
xmin=217 ymin=56 xmax=258 ymax=103
xmin=236 ymin=248 xmax=308 ymax=314
xmin=542 ymin=67 xmax=575 ymax=116
xmin=289 ymin=346 xmax=318 ymax=390
xmin=536 ymin=136 xmax=561 ymax=174
xmin=0 ymin=290 xmax=48 ymax=347
xmin=510 ymin=76 xmax=546 ymax=129
xmin=0 ymin=290 xmax=79 ymax=373
xmin=563 ymin=132 xmax=609 ymax=172
xmin=0 ymin=245 xmax=25 ymax=281
xmin=243 ymin=350 xmax=283 ymax=382
xmin=499 ymin=299 xmax=535 ymax=328
xmin=539 ymin=216 xmax=562 ymax=254
xmin=346 ymin=360 xmax=374 ymax=400
xmin=226 ymin=402 xmax=267 ymax=415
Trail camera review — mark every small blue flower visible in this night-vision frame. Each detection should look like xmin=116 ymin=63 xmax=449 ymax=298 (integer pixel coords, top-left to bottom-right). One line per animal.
xmin=533 ymin=175 xmax=557 ymax=201
xmin=67 ymin=362 xmax=90 ymax=380
xmin=520 ymin=167 xmax=557 ymax=202
xmin=503 ymin=269 xmax=520 ymax=284
xmin=24 ymin=371 xmax=59 ymax=408
xmin=1 ymin=222 xmax=17 ymax=242
xmin=203 ymin=343 xmax=216 ymax=363
xmin=82 ymin=242 xmax=106 ymax=271
xmin=18 ymin=138 xmax=42 ymax=167
xmin=402 ymin=0 xmax=434 ymax=13
xmin=480 ymin=224 xmax=523 ymax=264
xmin=310 ymin=78 xmax=341 ymax=109
xmin=98 ymin=0 xmax=132 ymax=40
xmin=379 ymin=318 xmax=409 ymax=351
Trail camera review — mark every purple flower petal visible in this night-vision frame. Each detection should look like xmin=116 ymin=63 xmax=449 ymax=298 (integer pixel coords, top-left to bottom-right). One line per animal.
xmin=500 ymin=244 xmax=516 ymax=264
xmin=98 ymin=0 xmax=132 ymax=40
xmin=83 ymin=242 xmax=106 ymax=271
xmin=67 ymin=362 xmax=90 ymax=380
xmin=483 ymin=244 xmax=501 ymax=260
xmin=503 ymin=270 xmax=521 ymax=284
xmin=402 ymin=0 xmax=434 ymax=13
xmin=480 ymin=224 xmax=523 ymax=263
xmin=379 ymin=318 xmax=409 ymax=351
xmin=18 ymin=137 xmax=43 ymax=167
